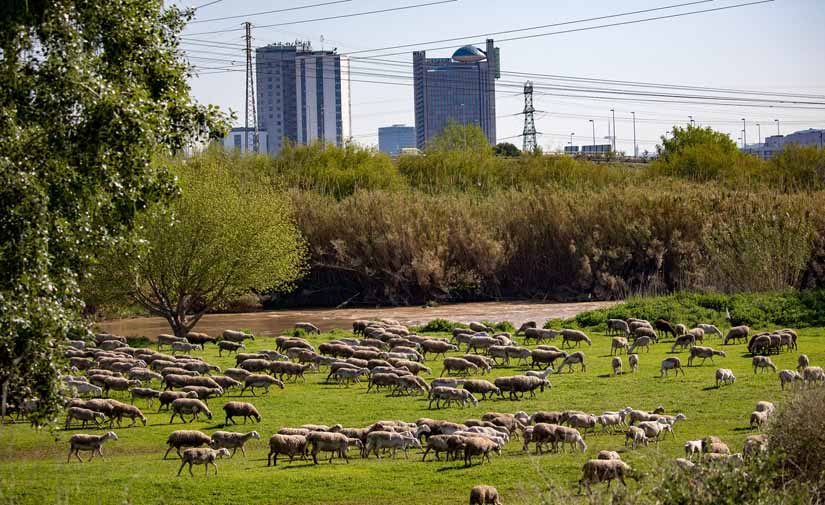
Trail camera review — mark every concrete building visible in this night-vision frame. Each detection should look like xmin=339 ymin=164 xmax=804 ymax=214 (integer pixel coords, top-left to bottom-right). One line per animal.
xmin=221 ymin=127 xmax=268 ymax=154
xmin=413 ymin=39 xmax=499 ymax=150
xmin=256 ymin=41 xmax=351 ymax=156
xmin=743 ymin=128 xmax=825 ymax=159
xmin=378 ymin=124 xmax=416 ymax=156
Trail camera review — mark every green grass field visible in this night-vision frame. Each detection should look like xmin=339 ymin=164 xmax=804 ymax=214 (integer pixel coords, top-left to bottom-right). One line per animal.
xmin=1 ymin=323 xmax=821 ymax=505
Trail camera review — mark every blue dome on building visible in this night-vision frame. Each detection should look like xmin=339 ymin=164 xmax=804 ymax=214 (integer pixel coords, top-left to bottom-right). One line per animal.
xmin=452 ymin=45 xmax=486 ymax=62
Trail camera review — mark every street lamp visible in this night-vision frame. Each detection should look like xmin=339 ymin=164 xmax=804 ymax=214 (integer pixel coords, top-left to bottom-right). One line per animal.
xmin=569 ymin=132 xmax=575 ymax=151
xmin=757 ymin=123 xmax=761 ymax=145
xmin=688 ymin=115 xmax=694 ymax=126
xmin=589 ymin=119 xmax=595 ymax=149
xmin=631 ymin=112 xmax=637 ymax=158
xmin=774 ymin=119 xmax=780 ymax=135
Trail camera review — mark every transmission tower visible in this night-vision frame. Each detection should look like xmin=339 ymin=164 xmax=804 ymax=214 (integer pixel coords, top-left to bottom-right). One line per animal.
xmin=521 ymin=81 xmax=537 ymax=153
xmin=243 ymin=21 xmax=259 ymax=153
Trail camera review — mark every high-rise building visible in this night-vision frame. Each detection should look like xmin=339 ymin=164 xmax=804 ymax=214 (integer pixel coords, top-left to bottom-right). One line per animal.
xmin=378 ymin=124 xmax=416 ymax=156
xmin=413 ymin=39 xmax=499 ymax=150
xmin=256 ymin=42 xmax=351 ymax=156
xmin=221 ymin=127 xmax=269 ymax=154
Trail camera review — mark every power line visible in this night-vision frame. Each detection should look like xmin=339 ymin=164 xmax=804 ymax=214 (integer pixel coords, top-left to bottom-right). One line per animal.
xmin=183 ymin=0 xmax=458 ymax=36
xmin=193 ymin=0 xmax=225 ymax=10
xmin=189 ymin=0 xmax=354 ymax=24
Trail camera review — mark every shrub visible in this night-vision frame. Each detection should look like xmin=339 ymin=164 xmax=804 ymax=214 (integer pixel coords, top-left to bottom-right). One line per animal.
xmin=416 ymin=319 xmax=462 ymax=333
xmin=481 ymin=320 xmax=516 ymax=333
xmin=216 ymin=293 xmax=263 ymax=313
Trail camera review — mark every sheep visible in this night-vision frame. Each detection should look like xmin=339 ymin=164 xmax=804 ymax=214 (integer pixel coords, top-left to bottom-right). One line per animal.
xmin=750 ymin=411 xmax=770 ymax=430
xmin=222 ymin=329 xmax=255 ymax=342
xmin=701 ymin=436 xmax=723 ymax=452
xmin=607 ymin=319 xmax=630 ymax=337
xmin=169 ymin=398 xmax=212 ymax=423
xmin=267 ymin=434 xmax=308 ymax=466
xmin=157 ymin=334 xmax=187 ymax=350
xmin=224 ymin=368 xmax=252 ymax=382
xmin=210 ymin=375 xmax=243 ymax=392
xmin=516 ymin=321 xmax=537 ymax=335
xmin=185 ymin=332 xmax=217 ymax=349
xmin=461 ymin=354 xmax=493 ymax=374
xmin=670 ymin=334 xmax=695 ymax=353
xmin=779 ymin=369 xmax=803 ymax=390
xmin=633 ymin=326 xmax=658 ymax=342
xmin=182 ymin=361 xmax=220 ymax=376
xmin=523 ymin=328 xmax=560 ymax=344
xmin=743 ymin=434 xmax=768 ymax=459
xmin=752 ymin=356 xmax=777 ymax=374
xmin=628 ymin=354 xmax=639 ymax=373
xmin=697 ymin=324 xmax=722 ymax=337
xmin=561 ymin=329 xmax=592 ymax=348
xmin=464 ymin=436 xmax=501 ymax=467
xmin=525 ymin=422 xmax=560 ymax=454
xmin=294 ymin=322 xmax=321 ymax=334
xmin=687 ymin=327 xmax=705 ymax=344
xmin=637 ymin=421 xmax=670 ymax=445
xmin=430 ymin=377 xmax=466 ymax=389
xmin=67 ymin=381 xmax=103 ymax=397
xmin=525 ymin=368 xmax=555 ymax=380
xmin=566 ymin=414 xmax=597 ymax=437
xmin=660 ymin=357 xmax=684 ymax=377
xmin=469 ymin=485 xmax=502 ymax=505
xmin=441 ymin=357 xmax=479 ymax=377
xmin=67 ymin=431 xmax=118 ymax=462
xmin=688 ymin=346 xmax=726 ymax=366
xmin=723 ymin=325 xmax=749 ymax=345
xmin=428 ymin=387 xmax=478 ymax=409
xmin=158 ymin=390 xmax=199 ymax=412
xmin=367 ymin=373 xmax=400 ymax=393
xmin=171 ymin=341 xmax=201 ymax=356
xmin=241 ymin=375 xmax=285 ymax=396
xmin=674 ymin=323 xmax=687 ymax=336
xmin=611 ymin=337 xmax=629 ymax=356
xmin=110 ymin=400 xmax=147 ymax=427
xmin=176 ymin=447 xmax=230 ymax=476
xmin=164 ymin=430 xmax=213 ymax=459
xmin=705 ymin=441 xmax=730 ymax=454
xmin=102 ymin=376 xmax=141 ymax=397
xmin=466 ymin=336 xmax=499 ymax=354
xmin=394 ymin=375 xmax=429 ymax=396
xmin=333 ymin=367 xmax=369 ymax=386
xmin=64 ymin=407 xmax=105 ymax=429
xmin=803 ymin=366 xmax=825 ymax=386
xmin=558 ymin=351 xmax=586 ymax=373
xmin=365 ymin=431 xmax=421 ymax=459
xmin=392 ymin=360 xmax=432 ymax=376
xmin=469 ymin=321 xmax=492 ymax=333
xmin=163 ymin=374 xmax=221 ymax=391
xmin=462 ymin=380 xmax=501 ymax=401
xmin=684 ymin=440 xmax=703 ymax=459
xmin=598 ymin=450 xmax=621 ymax=460
xmin=127 ymin=368 xmax=163 ymax=383
xmin=556 ymin=427 xmax=587 ymax=453
xmin=307 ymin=431 xmax=350 ymax=464
xmin=209 ymin=430 xmax=261 ymax=457
xmin=180 ymin=385 xmax=223 ymax=403
xmin=797 ymin=354 xmax=810 ymax=372
xmin=420 ymin=340 xmax=458 ymax=359
xmin=596 ymin=413 xmax=624 ymax=434
xmin=223 ymin=401 xmax=260 ymax=425
xmin=494 ymin=376 xmax=549 ymax=401
xmin=217 ymin=341 xmax=245 ymax=356
xmin=715 ymin=368 xmax=736 ymax=387
xmin=611 ymin=357 xmax=623 ymax=376
xmin=655 ymin=319 xmax=678 ymax=340
xmin=624 ymin=426 xmax=649 ymax=449
xmin=530 ymin=349 xmax=567 ymax=370
xmin=628 ymin=336 xmax=653 ymax=354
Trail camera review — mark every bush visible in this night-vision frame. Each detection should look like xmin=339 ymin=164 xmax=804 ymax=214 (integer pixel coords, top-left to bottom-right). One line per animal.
xmin=481 ymin=320 xmax=516 ymax=333
xmin=216 ymin=293 xmax=263 ymax=313
xmin=416 ymin=319 xmax=466 ymax=333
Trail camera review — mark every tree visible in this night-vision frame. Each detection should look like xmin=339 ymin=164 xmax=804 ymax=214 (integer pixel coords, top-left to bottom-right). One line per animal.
xmin=653 ymin=125 xmax=746 ymax=181
xmin=0 ymin=1 xmax=227 ymax=425
xmin=95 ymin=153 xmax=307 ymax=337
xmin=494 ymin=142 xmax=521 ymax=157
xmin=428 ymin=120 xmax=491 ymax=153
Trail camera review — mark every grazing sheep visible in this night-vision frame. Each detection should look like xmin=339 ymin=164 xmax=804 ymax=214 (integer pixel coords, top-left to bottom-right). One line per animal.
xmin=670 ymin=334 xmax=695 ymax=353
xmin=598 ymin=450 xmax=621 ymax=460
xmin=209 ymin=431 xmax=261 ymax=457
xmin=67 ymin=431 xmax=118 ymax=462
xmin=715 ymin=368 xmax=736 ymax=387
xmin=628 ymin=354 xmax=639 ymax=373
xmin=566 ymin=414 xmax=597 ymax=437
xmin=556 ymin=427 xmax=587 ymax=453
xmin=267 ymin=434 xmax=308 ymax=466
xmin=64 ymin=407 xmax=105 ymax=429
xmin=163 ymin=374 xmax=221 ymax=391
xmin=628 ymin=336 xmax=653 ymax=354
xmin=611 ymin=357 xmax=623 ymax=376
xmin=743 ymin=434 xmax=768 ymax=459
xmin=607 ymin=319 xmax=630 ymax=337
xmin=688 ymin=346 xmax=726 ymax=366
xmin=523 ymin=328 xmax=560 ymax=344
xmin=110 ymin=401 xmax=147 ymax=427
xmin=723 ymin=325 xmax=749 ymax=345
xmin=164 ymin=430 xmax=213 ymax=459
xmin=469 ymin=322 xmax=492 ymax=333
xmin=674 ymin=323 xmax=686 ymax=336
xmin=516 ymin=321 xmax=537 ymax=335
xmin=561 ymin=329 xmax=592 ymax=348
xmin=222 ymin=401 xmax=260 ymax=425
xmin=494 ymin=376 xmax=550 ymax=401
xmin=660 ymin=357 xmax=684 ymax=377
xmin=637 ymin=421 xmax=671 ymax=445
xmin=469 ymin=485 xmax=502 ymax=505
xmin=624 ymin=426 xmax=649 ymax=449
xmin=655 ymin=319 xmax=678 ymax=340
xmin=684 ymin=440 xmax=703 ymax=459
xmin=752 ymin=356 xmax=777 ymax=374
xmin=462 ymin=354 xmax=493 ymax=374
xmin=705 ymin=441 xmax=730 ymax=454
xmin=428 ymin=387 xmax=478 ymax=409
xmin=210 ymin=376 xmax=242 ymax=392
xmin=420 ymin=339 xmax=459 ymax=359
xmin=803 ymin=366 xmax=825 ymax=386
xmin=158 ymin=391 xmax=199 ymax=412
xmin=222 ymin=330 xmax=254 ymax=342
xmin=596 ymin=413 xmax=624 ymax=434
xmin=611 ymin=337 xmax=629 ymax=356
xmin=750 ymin=410 xmax=770 ymax=430
xmin=558 ymin=351 xmax=586 ymax=373
xmin=102 ymin=376 xmax=141 ymax=397
xmin=365 ymin=431 xmax=421 ymax=459
xmin=169 ymin=398 xmax=213 ymax=424
xmin=127 ymin=368 xmax=163 ymax=383
xmin=797 ymin=354 xmax=810 ymax=372
xmin=441 ymin=357 xmax=479 ymax=377
xmin=185 ymin=332 xmax=217 ymax=349
xmin=157 ymin=334 xmax=187 ymax=350
xmin=241 ymin=375 xmax=285 ymax=396
xmin=779 ymin=369 xmax=803 ymax=390
xmin=294 ymin=322 xmax=321 ymax=334
xmin=530 ymin=349 xmax=567 ymax=370
xmin=176 ymin=447 xmax=230 ymax=476
xmin=307 ymin=432 xmax=350 ymax=464
xmin=217 ymin=341 xmax=245 ymax=357
xmin=171 ymin=341 xmax=201 ymax=356
xmin=697 ymin=324 xmax=722 ymax=337
xmin=462 ymin=380 xmax=501 ymax=401
xmin=464 ymin=436 xmax=501 ymax=467
xmin=578 ymin=459 xmax=634 ymax=493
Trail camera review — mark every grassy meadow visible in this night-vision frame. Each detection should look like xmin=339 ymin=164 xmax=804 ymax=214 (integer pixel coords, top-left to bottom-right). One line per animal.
xmin=1 ymin=314 xmax=822 ymax=504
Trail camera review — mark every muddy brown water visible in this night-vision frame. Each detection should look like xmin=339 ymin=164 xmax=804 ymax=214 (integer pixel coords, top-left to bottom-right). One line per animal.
xmin=99 ymin=300 xmax=618 ymax=338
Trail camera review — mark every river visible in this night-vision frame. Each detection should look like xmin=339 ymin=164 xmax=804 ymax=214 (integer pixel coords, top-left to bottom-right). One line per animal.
xmin=99 ymin=300 xmax=618 ymax=337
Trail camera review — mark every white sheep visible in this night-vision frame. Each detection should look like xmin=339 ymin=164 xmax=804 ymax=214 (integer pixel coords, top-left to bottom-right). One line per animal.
xmin=469 ymin=485 xmax=502 ymax=505
xmin=752 ymin=356 xmax=777 ymax=374
xmin=628 ymin=354 xmax=639 ymax=373
xmin=209 ymin=431 xmax=261 ymax=457
xmin=684 ymin=439 xmax=702 ymax=459
xmin=267 ymin=434 xmax=308 ymax=466
xmin=611 ymin=357 xmax=623 ymax=376
xmin=176 ymin=447 xmax=230 ymax=476
xmin=67 ymin=432 xmax=118 ymax=462
xmin=779 ymin=369 xmax=802 ymax=390
xmin=578 ymin=459 xmax=634 ymax=493
xmin=715 ymin=368 xmax=736 ymax=387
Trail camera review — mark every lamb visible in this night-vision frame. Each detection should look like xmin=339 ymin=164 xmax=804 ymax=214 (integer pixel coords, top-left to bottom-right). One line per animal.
xmin=684 ymin=440 xmax=703 ymax=459
xmin=169 ymin=398 xmax=213 ymax=423
xmin=267 ymin=434 xmax=308 ymax=466
xmin=797 ymin=354 xmax=810 ymax=372
xmin=752 ymin=356 xmax=777 ymax=374
xmin=688 ymin=346 xmax=726 ymax=366
xmin=628 ymin=336 xmax=653 ymax=354
xmin=697 ymin=324 xmax=723 ymax=337
xmin=598 ymin=450 xmax=621 ymax=460
xmin=176 ymin=447 xmax=230 ymax=476
xmin=441 ymin=357 xmax=479 ymax=376
xmin=660 ymin=357 xmax=684 ymax=377
xmin=611 ymin=337 xmax=629 ymax=355
xmin=64 ymin=407 xmax=105 ymax=429
xmin=803 ymin=366 xmax=825 ymax=386
xmin=628 ymin=354 xmax=639 ymax=373
xmin=365 ymin=430 xmax=421 ymax=459
xmin=494 ymin=376 xmax=549 ymax=401
xmin=158 ymin=390 xmax=199 ymax=412
xmin=294 ymin=322 xmax=321 ymax=334
xmin=723 ymin=325 xmax=749 ymax=345
xmin=715 ymin=368 xmax=736 ymax=387
xmin=171 ymin=341 xmax=201 ymax=356
xmin=624 ymin=426 xmax=649 ymax=449
xmin=222 ymin=329 xmax=255 ymax=342
xmin=750 ymin=410 xmax=770 ymax=430
xmin=223 ymin=401 xmax=261 ymax=425
xmin=561 ymin=329 xmax=592 ymax=348
xmin=779 ymin=369 xmax=802 ymax=390
xmin=217 ymin=341 xmax=245 ymax=356
xmin=516 ymin=321 xmax=537 ymax=335
xmin=670 ymin=334 xmax=695 ymax=353
xmin=558 ymin=351 xmax=586 ymax=373
xmin=611 ymin=357 xmax=623 ymax=376
xmin=241 ymin=375 xmax=285 ymax=396
xmin=164 ymin=430 xmax=213 ymax=459
xmin=469 ymin=485 xmax=502 ymax=505
xmin=307 ymin=431 xmax=350 ymax=464
xmin=428 ymin=387 xmax=479 ymax=409
xmin=463 ymin=436 xmax=501 ymax=467
xmin=607 ymin=319 xmax=630 ymax=337
xmin=209 ymin=430 xmax=261 ymax=457
xmin=462 ymin=380 xmax=501 ymax=401
xmin=67 ymin=431 xmax=118 ymax=462
xmin=556 ymin=427 xmax=587 ymax=453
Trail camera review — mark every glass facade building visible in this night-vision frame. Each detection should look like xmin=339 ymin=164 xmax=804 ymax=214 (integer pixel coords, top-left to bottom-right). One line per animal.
xmin=413 ymin=39 xmax=498 ymax=149
xmin=256 ymin=42 xmax=351 ymax=156
xmin=378 ymin=124 xmax=416 ymax=156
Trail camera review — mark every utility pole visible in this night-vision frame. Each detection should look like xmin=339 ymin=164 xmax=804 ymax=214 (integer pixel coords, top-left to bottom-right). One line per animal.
xmin=610 ymin=108 xmax=616 ymax=152
xmin=775 ymin=119 xmax=780 ymax=135
xmin=521 ymin=81 xmax=537 ymax=153
xmin=589 ymin=119 xmax=595 ymax=150
xmin=243 ymin=21 xmax=259 ymax=153
xmin=631 ymin=112 xmax=637 ymax=158
xmin=741 ymin=118 xmax=747 ymax=149
xmin=757 ymin=123 xmax=761 ymax=145
xmin=570 ymin=132 xmax=575 ymax=151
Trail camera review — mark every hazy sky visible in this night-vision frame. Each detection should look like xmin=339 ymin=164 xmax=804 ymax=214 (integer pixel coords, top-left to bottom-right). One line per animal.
xmin=176 ymin=0 xmax=825 ymax=154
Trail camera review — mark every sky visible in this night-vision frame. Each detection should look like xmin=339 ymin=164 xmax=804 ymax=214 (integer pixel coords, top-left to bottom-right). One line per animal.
xmin=174 ymin=0 xmax=825 ymax=155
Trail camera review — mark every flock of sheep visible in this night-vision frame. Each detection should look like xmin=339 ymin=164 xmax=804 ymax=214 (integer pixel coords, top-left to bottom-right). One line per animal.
xmin=9 ymin=314 xmax=819 ymax=502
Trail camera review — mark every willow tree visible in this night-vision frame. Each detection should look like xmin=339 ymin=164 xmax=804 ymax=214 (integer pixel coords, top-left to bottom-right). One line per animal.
xmin=0 ymin=1 xmax=227 ymax=425
xmin=99 ymin=154 xmax=307 ymax=337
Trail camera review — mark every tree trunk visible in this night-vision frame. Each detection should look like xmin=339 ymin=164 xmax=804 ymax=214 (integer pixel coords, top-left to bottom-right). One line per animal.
xmin=0 ymin=376 xmax=10 ymax=425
